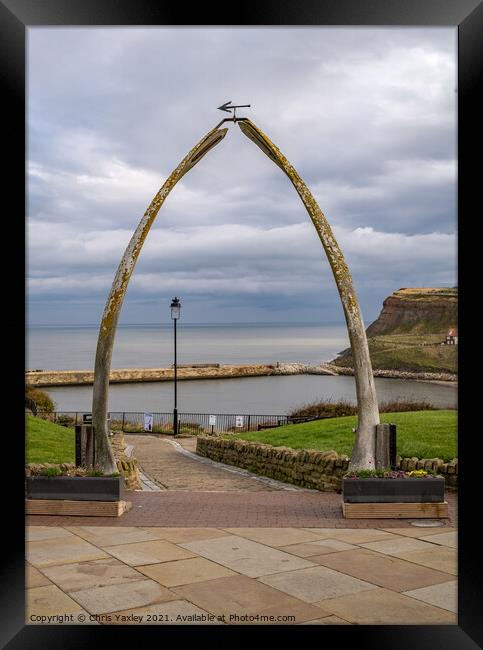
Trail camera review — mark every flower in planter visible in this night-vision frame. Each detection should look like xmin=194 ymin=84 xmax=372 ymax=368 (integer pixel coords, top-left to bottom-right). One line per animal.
xmin=344 ymin=468 xmax=387 ymax=479
xmin=407 ymin=469 xmax=437 ymax=478
xmin=382 ymin=470 xmax=408 ymax=479
xmin=344 ymin=468 xmax=438 ymax=479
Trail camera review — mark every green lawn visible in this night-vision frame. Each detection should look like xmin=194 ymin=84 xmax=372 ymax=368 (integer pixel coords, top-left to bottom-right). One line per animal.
xmin=26 ymin=415 xmax=75 ymax=464
xmin=232 ymin=410 xmax=457 ymax=462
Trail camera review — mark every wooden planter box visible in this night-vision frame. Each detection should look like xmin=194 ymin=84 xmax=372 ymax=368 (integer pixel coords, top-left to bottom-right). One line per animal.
xmin=343 ymin=477 xmax=445 ymax=503
xmin=26 ymin=476 xmax=124 ymax=501
xmin=342 ymin=477 xmax=448 ymax=519
xmin=25 ymin=476 xmax=130 ymax=517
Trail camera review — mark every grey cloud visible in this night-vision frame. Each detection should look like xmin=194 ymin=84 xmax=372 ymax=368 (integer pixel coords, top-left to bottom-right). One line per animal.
xmin=27 ymin=26 xmax=456 ymax=325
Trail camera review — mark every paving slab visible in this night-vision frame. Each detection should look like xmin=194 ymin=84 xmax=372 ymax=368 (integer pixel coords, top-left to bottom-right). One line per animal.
xmin=179 ymin=535 xmax=315 ymax=578
xmin=106 ymin=600 xmax=221 ymax=624
xmin=26 ymin=563 xmax=52 ymax=588
xmin=417 ymin=531 xmax=457 ymax=548
xmin=26 ymin=526 xmax=77 ymax=542
xmin=310 ymin=548 xmax=455 ymax=591
xmin=68 ymin=579 xmax=178 ymax=614
xmin=104 ymin=540 xmax=197 ymax=566
xmin=27 ymin=536 xmax=109 ymax=568
xmin=258 ymin=565 xmax=375 ymax=602
xmin=303 ymin=528 xmax=400 ymax=543
xmin=172 ymin=574 xmax=329 ymax=624
xmin=395 ymin=547 xmax=457 ymax=575
xmin=359 ymin=536 xmax=440 ymax=556
xmin=139 ymin=527 xmax=232 ymax=543
xmin=403 ymin=580 xmax=457 ymax=613
xmin=380 ymin=526 xmax=457 ymax=538
xmin=222 ymin=527 xmax=325 ymax=547
xmin=137 ymin=557 xmax=237 ymax=587
xmin=41 ymin=558 xmax=147 ymax=592
xmin=315 ymin=586 xmax=457 ymax=624
xmin=278 ymin=539 xmax=358 ymax=557
xmin=27 ymin=584 xmax=86 ymax=618
xmin=65 ymin=526 xmax=162 ymax=547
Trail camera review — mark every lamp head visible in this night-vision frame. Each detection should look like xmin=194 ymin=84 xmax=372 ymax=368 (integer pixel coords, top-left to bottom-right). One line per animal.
xmin=170 ymin=297 xmax=181 ymax=320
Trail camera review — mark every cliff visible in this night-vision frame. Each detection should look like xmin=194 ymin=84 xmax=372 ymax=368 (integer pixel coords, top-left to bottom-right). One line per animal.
xmin=332 ymin=287 xmax=458 ymax=375
xmin=365 ymin=287 xmax=458 ymax=337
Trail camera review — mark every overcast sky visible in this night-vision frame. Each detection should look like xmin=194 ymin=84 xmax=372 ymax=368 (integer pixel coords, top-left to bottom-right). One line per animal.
xmin=27 ymin=27 xmax=457 ymax=327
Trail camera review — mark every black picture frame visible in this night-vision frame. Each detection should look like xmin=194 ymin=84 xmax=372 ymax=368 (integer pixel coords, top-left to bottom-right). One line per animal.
xmin=3 ymin=0 xmax=482 ymax=647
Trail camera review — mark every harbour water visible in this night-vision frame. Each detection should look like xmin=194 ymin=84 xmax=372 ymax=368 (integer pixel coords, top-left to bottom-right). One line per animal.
xmin=28 ymin=322 xmax=457 ymax=414
xmin=45 ymin=374 xmax=457 ymax=414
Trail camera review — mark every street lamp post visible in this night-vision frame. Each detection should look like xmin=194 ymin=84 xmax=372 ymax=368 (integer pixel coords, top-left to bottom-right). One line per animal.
xmin=170 ymin=297 xmax=181 ymax=435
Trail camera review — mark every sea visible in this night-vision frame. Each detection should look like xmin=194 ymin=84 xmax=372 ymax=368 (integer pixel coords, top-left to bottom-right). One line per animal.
xmin=27 ymin=323 xmax=457 ymax=414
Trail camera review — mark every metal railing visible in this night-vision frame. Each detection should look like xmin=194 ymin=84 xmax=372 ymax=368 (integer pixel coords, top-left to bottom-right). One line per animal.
xmin=34 ymin=410 xmax=327 ymax=434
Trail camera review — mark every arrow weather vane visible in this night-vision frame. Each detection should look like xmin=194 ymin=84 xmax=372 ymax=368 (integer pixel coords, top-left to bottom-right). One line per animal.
xmin=217 ymin=101 xmax=251 ymax=120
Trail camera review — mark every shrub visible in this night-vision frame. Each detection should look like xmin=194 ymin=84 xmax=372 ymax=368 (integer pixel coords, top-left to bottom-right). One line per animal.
xmin=379 ymin=400 xmax=435 ymax=413
xmin=25 ymin=387 xmax=56 ymax=414
xmin=36 ymin=412 xmax=55 ymax=422
xmin=55 ymin=414 xmax=76 ymax=428
xmin=288 ymin=398 xmax=438 ymax=420
xmin=288 ymin=399 xmax=357 ymax=419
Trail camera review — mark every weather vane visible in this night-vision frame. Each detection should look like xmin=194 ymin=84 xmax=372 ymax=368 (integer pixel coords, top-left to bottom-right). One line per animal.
xmin=217 ymin=101 xmax=251 ymax=120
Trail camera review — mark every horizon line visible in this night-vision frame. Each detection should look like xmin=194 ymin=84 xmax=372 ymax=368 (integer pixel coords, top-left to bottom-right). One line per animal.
xmin=27 ymin=320 xmax=348 ymax=328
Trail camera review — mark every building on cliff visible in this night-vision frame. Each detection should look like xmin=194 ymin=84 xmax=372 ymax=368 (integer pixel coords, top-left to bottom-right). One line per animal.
xmin=444 ymin=328 xmax=458 ymax=345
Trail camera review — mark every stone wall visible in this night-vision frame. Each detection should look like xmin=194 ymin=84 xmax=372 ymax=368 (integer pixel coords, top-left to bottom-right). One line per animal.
xmin=25 ymin=363 xmax=335 ymax=387
xmin=111 ymin=432 xmax=141 ymax=490
xmin=115 ymin=458 xmax=140 ymax=490
xmin=398 ymin=456 xmax=458 ymax=489
xmin=196 ymin=436 xmax=458 ymax=491
xmin=196 ymin=436 xmax=350 ymax=491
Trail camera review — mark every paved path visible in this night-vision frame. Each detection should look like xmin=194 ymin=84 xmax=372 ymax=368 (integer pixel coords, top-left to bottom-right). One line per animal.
xmin=25 ymin=489 xmax=457 ymax=528
xmin=26 ymin=524 xmax=457 ymax=625
xmin=124 ymin=434 xmax=310 ymax=492
xmin=124 ymin=444 xmax=160 ymax=491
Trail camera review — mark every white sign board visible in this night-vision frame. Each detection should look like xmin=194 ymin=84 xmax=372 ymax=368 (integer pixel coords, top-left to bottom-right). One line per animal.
xmin=143 ymin=413 xmax=153 ymax=432
xmin=209 ymin=415 xmax=217 ymax=426
xmin=235 ymin=415 xmax=244 ymax=428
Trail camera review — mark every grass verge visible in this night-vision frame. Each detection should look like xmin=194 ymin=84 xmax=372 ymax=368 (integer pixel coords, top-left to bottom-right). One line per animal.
xmin=232 ymin=410 xmax=457 ymax=462
xmin=26 ymin=415 xmax=75 ymax=464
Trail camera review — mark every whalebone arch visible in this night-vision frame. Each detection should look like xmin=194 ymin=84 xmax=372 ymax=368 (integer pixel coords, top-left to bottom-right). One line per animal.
xmin=92 ymin=118 xmax=379 ymax=473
